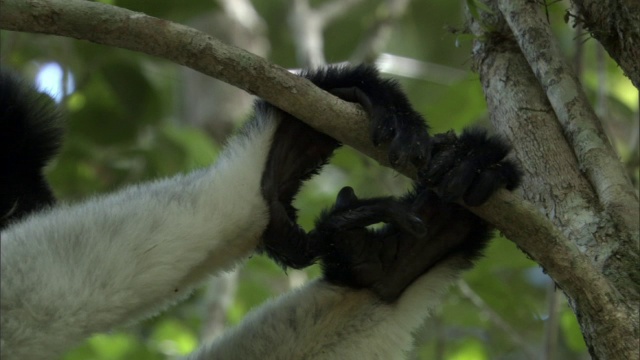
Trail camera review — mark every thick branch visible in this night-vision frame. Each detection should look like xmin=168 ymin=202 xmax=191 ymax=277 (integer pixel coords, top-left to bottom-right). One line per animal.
xmin=497 ymin=0 xmax=639 ymax=238
xmin=0 ymin=0 xmax=587 ymax=311
xmin=473 ymin=37 xmax=638 ymax=359
xmin=470 ymin=2 xmax=639 ymax=358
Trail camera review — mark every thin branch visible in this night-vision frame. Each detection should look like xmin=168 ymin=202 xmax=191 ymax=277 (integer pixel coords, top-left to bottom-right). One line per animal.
xmin=375 ymin=53 xmax=467 ymax=85
xmin=572 ymin=22 xmax=584 ymax=78
xmin=288 ymin=0 xmax=326 ymax=67
xmin=457 ymin=280 xmax=536 ymax=360
xmin=350 ymin=0 xmax=413 ymax=63
xmin=543 ymin=283 xmax=563 ymax=360
xmin=217 ymin=0 xmax=266 ymax=32
xmin=288 ymin=0 xmax=365 ymax=68
xmin=497 ymin=0 xmax=639 ymax=235
xmin=316 ymin=0 xmax=365 ymax=24
xmin=200 ymin=271 xmax=239 ymax=343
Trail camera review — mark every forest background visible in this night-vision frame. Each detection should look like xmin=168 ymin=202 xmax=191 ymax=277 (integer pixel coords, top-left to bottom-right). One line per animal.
xmin=1 ymin=0 xmax=638 ymax=359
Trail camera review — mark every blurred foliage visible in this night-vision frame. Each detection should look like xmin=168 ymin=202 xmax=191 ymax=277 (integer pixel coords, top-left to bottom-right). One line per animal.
xmin=2 ymin=0 xmax=636 ymax=359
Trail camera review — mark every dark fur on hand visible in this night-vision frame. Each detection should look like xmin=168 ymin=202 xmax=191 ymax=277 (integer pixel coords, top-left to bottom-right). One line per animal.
xmin=312 ymin=130 xmax=521 ymax=302
xmin=259 ymin=65 xmax=429 ymax=269
xmin=0 ymin=69 xmax=64 ymax=229
xmin=422 ymin=129 xmax=521 ymax=206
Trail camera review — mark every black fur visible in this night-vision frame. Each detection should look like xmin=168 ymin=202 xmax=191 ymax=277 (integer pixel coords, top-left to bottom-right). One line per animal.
xmin=258 ymin=105 xmax=339 ymax=268
xmin=256 ymin=64 xmax=522 ymax=302
xmin=311 ymin=187 xmax=489 ymax=302
xmin=422 ymin=129 xmax=521 ymax=206
xmin=302 ymin=65 xmax=430 ymax=167
xmin=0 ymin=69 xmax=64 ymax=230
xmin=259 ymin=65 xmax=431 ymax=269
xmin=312 ymin=131 xmax=522 ymax=302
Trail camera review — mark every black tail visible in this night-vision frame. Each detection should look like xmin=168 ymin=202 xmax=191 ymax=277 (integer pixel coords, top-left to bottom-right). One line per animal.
xmin=0 ymin=68 xmax=64 ymax=229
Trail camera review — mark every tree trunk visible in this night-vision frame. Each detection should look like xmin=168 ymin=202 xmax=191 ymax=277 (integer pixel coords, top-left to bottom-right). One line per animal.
xmin=468 ymin=1 xmax=639 ymax=358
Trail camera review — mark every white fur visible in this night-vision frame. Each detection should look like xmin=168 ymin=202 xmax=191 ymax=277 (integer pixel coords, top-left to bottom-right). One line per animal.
xmin=1 ymin=107 xmax=469 ymax=360
xmin=187 ymin=257 xmax=466 ymax=359
xmin=0 ymin=116 xmax=277 ymax=360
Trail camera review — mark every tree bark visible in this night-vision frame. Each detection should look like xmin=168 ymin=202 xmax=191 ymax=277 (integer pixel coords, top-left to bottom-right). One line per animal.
xmin=570 ymin=0 xmax=640 ymax=89
xmin=498 ymin=0 xmax=639 ymax=233
xmin=468 ymin=1 xmax=639 ymax=359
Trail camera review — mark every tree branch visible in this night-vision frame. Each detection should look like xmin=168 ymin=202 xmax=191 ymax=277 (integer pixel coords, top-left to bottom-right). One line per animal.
xmin=0 ymin=0 xmax=589 ymax=320
xmin=497 ymin=0 xmax=639 ymax=238
xmin=457 ymin=280 xmax=536 ymax=360
xmin=316 ymin=0 xmax=365 ymax=24
xmin=570 ymin=0 xmax=640 ymax=89
xmin=288 ymin=0 xmax=365 ymax=67
xmin=349 ymin=0 xmax=413 ymax=63
xmin=469 ymin=1 xmax=639 ymax=358
xmin=288 ymin=0 xmax=326 ymax=67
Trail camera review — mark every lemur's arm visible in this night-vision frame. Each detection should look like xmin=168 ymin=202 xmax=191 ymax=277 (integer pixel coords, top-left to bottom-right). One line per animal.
xmin=0 ymin=79 xmax=275 ymax=359
xmin=189 ymin=130 xmax=521 ymax=360
xmin=259 ymin=65 xmax=430 ymax=269
xmin=0 ymin=65 xmax=428 ymax=360
xmin=0 ymin=71 xmax=63 ymax=227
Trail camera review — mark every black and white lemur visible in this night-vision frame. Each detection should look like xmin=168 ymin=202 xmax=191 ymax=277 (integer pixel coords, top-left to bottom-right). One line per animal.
xmin=0 ymin=64 xmax=521 ymax=359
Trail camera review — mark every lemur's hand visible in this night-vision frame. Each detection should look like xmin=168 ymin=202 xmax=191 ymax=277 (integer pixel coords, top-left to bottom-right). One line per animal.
xmin=310 ymin=129 xmax=522 ymax=302
xmin=327 ymin=67 xmax=431 ymax=170
xmin=421 ymin=129 xmax=521 ymax=206
xmin=309 ymin=186 xmax=438 ymax=303
xmin=259 ymin=65 xmax=431 ymax=270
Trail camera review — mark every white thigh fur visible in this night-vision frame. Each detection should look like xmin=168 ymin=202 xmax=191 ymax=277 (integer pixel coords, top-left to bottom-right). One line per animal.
xmin=187 ymin=257 xmax=465 ymax=360
xmin=0 ymin=114 xmax=278 ymax=360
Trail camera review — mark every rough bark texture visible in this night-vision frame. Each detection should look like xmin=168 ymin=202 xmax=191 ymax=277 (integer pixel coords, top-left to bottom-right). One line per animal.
xmin=571 ymin=0 xmax=640 ymax=88
xmin=1 ymin=0 xmax=638 ymax=358
xmin=469 ymin=1 xmax=639 ymax=359
xmin=498 ymin=0 xmax=639 ymax=236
